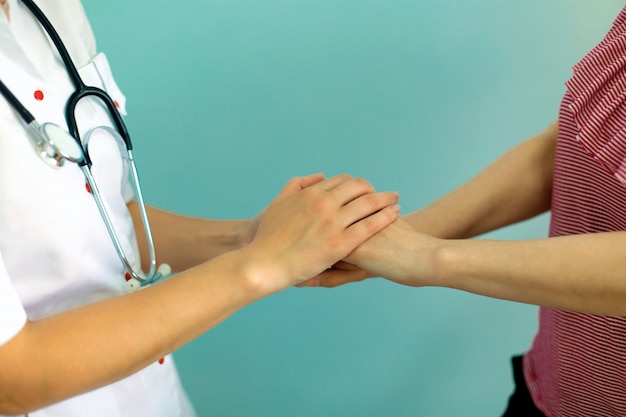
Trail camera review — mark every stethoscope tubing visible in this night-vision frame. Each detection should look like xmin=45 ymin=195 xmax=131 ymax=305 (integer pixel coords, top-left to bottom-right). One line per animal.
xmin=66 ymin=86 xmax=133 ymax=166
xmin=0 ymin=0 xmax=168 ymax=287
xmin=81 ymin=152 xmax=159 ymax=285
xmin=0 ymin=79 xmax=35 ymax=124
xmin=21 ymin=0 xmax=133 ymax=167
xmin=20 ymin=0 xmax=82 ymax=89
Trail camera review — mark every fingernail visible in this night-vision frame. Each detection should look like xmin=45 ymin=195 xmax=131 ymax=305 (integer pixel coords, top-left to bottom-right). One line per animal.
xmin=393 ymin=204 xmax=401 ymax=213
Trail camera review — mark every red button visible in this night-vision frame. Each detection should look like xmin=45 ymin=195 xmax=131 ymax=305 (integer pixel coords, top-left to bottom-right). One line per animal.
xmin=85 ymin=182 xmax=91 ymax=193
xmin=158 ymin=357 xmax=165 ymax=365
xmin=125 ymin=272 xmax=132 ymax=281
xmin=34 ymin=90 xmax=44 ymax=101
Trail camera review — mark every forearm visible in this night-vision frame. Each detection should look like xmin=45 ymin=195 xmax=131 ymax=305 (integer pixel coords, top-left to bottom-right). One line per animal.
xmin=432 ymin=232 xmax=626 ymax=315
xmin=404 ymin=121 xmax=557 ymax=239
xmin=310 ymin=123 xmax=560 ymax=289
xmin=0 ymin=174 xmax=399 ymax=415
xmin=0 ymin=249 xmax=264 ymax=415
xmin=344 ymin=217 xmax=626 ymax=315
xmin=129 ymin=202 xmax=249 ymax=272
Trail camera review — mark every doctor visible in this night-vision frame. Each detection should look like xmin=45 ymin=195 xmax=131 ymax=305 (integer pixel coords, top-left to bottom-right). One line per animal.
xmin=0 ymin=1 xmax=400 ymax=416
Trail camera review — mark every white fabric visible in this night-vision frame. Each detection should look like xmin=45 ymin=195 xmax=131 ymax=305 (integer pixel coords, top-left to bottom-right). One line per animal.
xmin=0 ymin=1 xmax=196 ymax=415
xmin=0 ymin=255 xmax=26 ymax=346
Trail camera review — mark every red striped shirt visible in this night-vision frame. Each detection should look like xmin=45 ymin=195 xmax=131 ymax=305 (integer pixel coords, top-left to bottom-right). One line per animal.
xmin=524 ymin=7 xmax=626 ymax=416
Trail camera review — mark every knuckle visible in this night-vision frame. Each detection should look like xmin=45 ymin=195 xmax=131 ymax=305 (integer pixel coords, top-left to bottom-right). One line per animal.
xmin=301 ymin=185 xmax=324 ymax=202
xmin=335 ymin=173 xmax=352 ymax=181
xmin=352 ymin=177 xmax=374 ymax=193
xmin=373 ymin=208 xmax=395 ymax=227
xmin=301 ymin=186 xmax=316 ymax=197
xmin=287 ymin=176 xmax=302 ymax=187
xmin=364 ymin=217 xmax=381 ymax=234
xmin=310 ymin=196 xmax=332 ymax=213
xmin=384 ymin=206 xmax=399 ymax=221
xmin=362 ymin=194 xmax=380 ymax=209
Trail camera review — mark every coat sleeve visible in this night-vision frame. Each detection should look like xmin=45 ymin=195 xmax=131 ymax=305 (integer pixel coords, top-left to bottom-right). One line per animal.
xmin=0 ymin=253 xmax=27 ymax=347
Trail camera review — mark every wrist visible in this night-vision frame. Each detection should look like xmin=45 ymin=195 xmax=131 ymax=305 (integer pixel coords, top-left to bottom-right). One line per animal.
xmin=232 ymin=245 xmax=289 ymax=298
xmin=234 ymin=218 xmax=257 ymax=249
xmin=429 ymin=239 xmax=477 ymax=291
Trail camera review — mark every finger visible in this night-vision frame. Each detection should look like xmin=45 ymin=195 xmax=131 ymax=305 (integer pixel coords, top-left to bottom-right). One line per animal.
xmin=333 ymin=260 xmax=359 ymax=270
xmin=299 ymin=267 xmax=371 ymax=288
xmin=296 ymin=277 xmax=321 ymax=287
xmin=298 ymin=173 xmax=325 ymax=189
xmin=327 ymin=176 xmax=376 ymax=206
xmin=274 ymin=173 xmax=325 ymax=202
xmin=340 ymin=191 xmax=399 ymax=227
xmin=296 ymin=261 xmax=361 ymax=287
xmin=343 ymin=205 xmax=400 ymax=248
xmin=313 ymin=173 xmax=354 ymax=192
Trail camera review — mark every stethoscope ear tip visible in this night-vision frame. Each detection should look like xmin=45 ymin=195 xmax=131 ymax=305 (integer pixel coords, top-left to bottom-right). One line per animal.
xmin=126 ymin=264 xmax=172 ymax=292
xmin=157 ymin=263 xmax=172 ymax=278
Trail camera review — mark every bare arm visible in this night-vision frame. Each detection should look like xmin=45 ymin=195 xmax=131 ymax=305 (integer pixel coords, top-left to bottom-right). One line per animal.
xmin=0 ymin=174 xmax=399 ymax=415
xmin=313 ymin=123 xmax=626 ymax=315
xmin=405 ymin=120 xmax=557 ymax=239
xmin=2 ymin=250 xmax=264 ymax=414
xmin=344 ymin=222 xmax=626 ymax=315
xmin=305 ymin=122 xmax=558 ymax=288
xmin=128 ymin=202 xmax=251 ymax=272
xmin=433 ymin=232 xmax=626 ymax=315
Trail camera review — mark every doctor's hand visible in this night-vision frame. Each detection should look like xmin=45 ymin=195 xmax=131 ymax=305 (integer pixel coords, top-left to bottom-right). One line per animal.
xmin=239 ymin=173 xmax=328 ymax=248
xmin=241 ymin=173 xmax=400 ymax=295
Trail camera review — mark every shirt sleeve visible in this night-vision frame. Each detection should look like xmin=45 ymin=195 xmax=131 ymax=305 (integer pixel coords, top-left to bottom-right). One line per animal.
xmin=0 ymin=254 xmax=27 ymax=347
xmin=564 ymin=14 xmax=626 ymax=186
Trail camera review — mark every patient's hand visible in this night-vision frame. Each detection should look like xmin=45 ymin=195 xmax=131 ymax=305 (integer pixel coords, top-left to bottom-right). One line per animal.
xmin=298 ymin=260 xmax=372 ymax=288
xmin=300 ymin=218 xmax=439 ymax=288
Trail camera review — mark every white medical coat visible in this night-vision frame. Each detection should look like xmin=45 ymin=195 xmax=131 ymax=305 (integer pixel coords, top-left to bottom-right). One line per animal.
xmin=0 ymin=1 xmax=196 ymax=415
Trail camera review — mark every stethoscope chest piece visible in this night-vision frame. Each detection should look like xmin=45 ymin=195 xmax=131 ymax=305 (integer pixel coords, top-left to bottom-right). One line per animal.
xmin=28 ymin=121 xmax=85 ymax=168
xmin=39 ymin=122 xmax=85 ymax=166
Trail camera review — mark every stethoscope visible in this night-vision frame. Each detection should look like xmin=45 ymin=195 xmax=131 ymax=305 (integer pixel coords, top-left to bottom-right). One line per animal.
xmin=0 ymin=0 xmax=170 ymax=289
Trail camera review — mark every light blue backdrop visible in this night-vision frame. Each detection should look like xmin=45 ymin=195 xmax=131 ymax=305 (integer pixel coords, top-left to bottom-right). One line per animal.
xmin=82 ymin=1 xmax=623 ymax=416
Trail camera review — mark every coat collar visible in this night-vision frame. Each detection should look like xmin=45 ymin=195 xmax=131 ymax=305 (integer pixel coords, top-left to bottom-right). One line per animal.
xmin=0 ymin=0 xmax=43 ymax=80
xmin=0 ymin=0 xmax=97 ymax=82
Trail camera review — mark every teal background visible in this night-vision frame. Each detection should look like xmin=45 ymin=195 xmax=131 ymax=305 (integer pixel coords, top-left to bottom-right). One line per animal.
xmin=82 ymin=1 xmax=623 ymax=416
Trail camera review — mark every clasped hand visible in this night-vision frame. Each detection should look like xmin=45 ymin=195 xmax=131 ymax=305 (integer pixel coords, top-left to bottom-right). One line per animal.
xmin=299 ymin=217 xmax=442 ymax=289
xmin=242 ymin=173 xmax=400 ymax=294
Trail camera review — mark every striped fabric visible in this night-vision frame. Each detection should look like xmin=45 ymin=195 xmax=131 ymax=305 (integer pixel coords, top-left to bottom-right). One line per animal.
xmin=523 ymin=6 xmax=626 ymax=416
